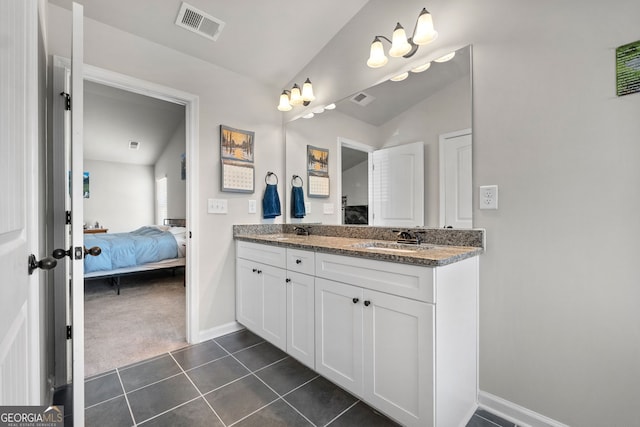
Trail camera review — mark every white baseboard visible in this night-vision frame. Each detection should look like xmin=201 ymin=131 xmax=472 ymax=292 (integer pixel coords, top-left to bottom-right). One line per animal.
xmin=478 ymin=391 xmax=569 ymax=427
xmin=197 ymin=321 xmax=244 ymax=343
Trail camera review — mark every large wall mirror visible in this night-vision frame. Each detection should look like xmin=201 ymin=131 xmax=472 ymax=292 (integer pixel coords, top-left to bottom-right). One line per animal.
xmin=285 ymin=45 xmax=473 ymax=228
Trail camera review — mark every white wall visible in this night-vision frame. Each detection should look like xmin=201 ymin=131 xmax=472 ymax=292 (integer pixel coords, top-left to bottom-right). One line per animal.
xmin=83 ymin=159 xmax=154 ymax=232
xmin=155 ymin=118 xmax=186 ymax=220
xmin=286 ymin=0 xmax=640 ymax=425
xmin=47 ymin=4 xmax=284 ymax=334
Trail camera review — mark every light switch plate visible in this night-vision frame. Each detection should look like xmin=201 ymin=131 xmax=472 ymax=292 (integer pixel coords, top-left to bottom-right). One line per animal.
xmin=323 ymin=203 xmax=334 ymax=214
xmin=248 ymin=199 xmax=257 ymax=214
xmin=479 ymin=185 xmax=498 ymax=210
xmin=208 ymin=198 xmax=228 ymax=214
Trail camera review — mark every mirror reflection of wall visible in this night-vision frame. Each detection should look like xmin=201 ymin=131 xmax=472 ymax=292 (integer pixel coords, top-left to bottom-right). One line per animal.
xmin=285 ymin=45 xmax=472 ymax=228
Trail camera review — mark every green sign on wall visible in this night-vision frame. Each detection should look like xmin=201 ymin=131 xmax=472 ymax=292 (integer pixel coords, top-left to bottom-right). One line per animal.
xmin=616 ymin=40 xmax=640 ymax=96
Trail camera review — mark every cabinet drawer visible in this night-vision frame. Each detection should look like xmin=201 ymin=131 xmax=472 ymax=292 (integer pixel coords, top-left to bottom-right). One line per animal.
xmin=286 ymin=248 xmax=315 ymax=275
xmin=236 ymin=241 xmax=286 ymax=268
xmin=315 ymin=252 xmax=434 ymax=303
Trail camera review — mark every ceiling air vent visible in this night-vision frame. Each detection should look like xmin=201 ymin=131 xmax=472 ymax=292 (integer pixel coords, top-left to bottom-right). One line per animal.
xmin=129 ymin=141 xmax=140 ymax=150
xmin=349 ymin=91 xmax=375 ymax=107
xmin=175 ymin=2 xmax=225 ymax=41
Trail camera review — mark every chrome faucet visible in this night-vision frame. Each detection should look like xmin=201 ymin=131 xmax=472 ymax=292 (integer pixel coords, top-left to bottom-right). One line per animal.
xmin=393 ymin=229 xmax=425 ymax=244
xmin=294 ymin=226 xmax=310 ymax=236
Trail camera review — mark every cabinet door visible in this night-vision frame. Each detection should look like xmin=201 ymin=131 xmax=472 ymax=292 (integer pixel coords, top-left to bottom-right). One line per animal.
xmin=261 ymin=264 xmax=287 ymax=351
xmin=315 ymin=278 xmax=363 ymax=396
xmin=362 ymin=289 xmax=434 ymax=427
xmin=236 ymin=258 xmax=262 ymax=331
xmin=286 ymin=271 xmax=315 ymax=369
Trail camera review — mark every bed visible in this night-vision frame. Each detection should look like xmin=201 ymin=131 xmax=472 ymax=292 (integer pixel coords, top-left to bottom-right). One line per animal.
xmin=84 ymin=219 xmax=187 ymax=294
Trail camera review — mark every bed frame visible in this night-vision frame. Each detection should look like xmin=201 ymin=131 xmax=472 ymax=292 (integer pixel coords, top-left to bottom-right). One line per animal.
xmin=84 ymin=219 xmax=186 ymax=294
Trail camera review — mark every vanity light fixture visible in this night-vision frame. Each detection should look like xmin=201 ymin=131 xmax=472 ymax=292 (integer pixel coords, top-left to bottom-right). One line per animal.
xmin=324 ymin=103 xmax=336 ymax=110
xmin=411 ymin=62 xmax=431 ymax=73
xmin=302 ymin=112 xmax=315 ymax=119
xmin=277 ymin=78 xmax=315 ymax=111
xmin=366 ymin=7 xmax=438 ymax=69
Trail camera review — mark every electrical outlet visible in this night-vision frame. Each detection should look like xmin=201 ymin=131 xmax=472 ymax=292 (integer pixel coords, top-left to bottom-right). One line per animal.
xmin=208 ymin=198 xmax=228 ymax=214
xmin=248 ymin=199 xmax=257 ymax=214
xmin=479 ymin=185 xmax=498 ymax=210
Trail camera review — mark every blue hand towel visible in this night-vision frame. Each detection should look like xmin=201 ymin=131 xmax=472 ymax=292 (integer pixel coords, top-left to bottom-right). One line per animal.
xmin=291 ymin=186 xmax=306 ymax=218
xmin=263 ymin=184 xmax=281 ymax=219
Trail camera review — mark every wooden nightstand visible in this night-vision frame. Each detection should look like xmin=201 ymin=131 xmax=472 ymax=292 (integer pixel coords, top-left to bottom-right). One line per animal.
xmin=84 ymin=228 xmax=108 ymax=234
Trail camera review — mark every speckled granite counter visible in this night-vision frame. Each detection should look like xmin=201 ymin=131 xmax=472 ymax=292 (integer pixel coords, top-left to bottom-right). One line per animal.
xmin=233 ymin=224 xmax=484 ymax=267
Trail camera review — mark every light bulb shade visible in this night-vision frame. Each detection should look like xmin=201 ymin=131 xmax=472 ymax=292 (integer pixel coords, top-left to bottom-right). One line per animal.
xmin=434 ymin=52 xmax=456 ymax=63
xmin=301 ymin=78 xmax=315 ymax=102
xmin=412 ymin=8 xmax=438 ymax=45
xmin=324 ymin=103 xmax=336 ymax=110
xmin=367 ymin=37 xmax=388 ymax=68
xmin=389 ymin=23 xmax=411 ymax=57
xmin=277 ymin=91 xmax=292 ymax=111
xmin=290 ymin=84 xmax=303 ymax=106
xmin=411 ymin=62 xmax=431 ymax=73
xmin=390 ymin=72 xmax=409 ymax=82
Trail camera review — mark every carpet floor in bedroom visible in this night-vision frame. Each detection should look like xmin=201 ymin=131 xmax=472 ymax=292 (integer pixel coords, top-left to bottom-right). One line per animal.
xmin=84 ymin=269 xmax=187 ymax=378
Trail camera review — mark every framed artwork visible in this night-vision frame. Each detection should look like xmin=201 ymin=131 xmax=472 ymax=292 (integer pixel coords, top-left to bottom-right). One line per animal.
xmin=220 ymin=125 xmax=255 ymax=193
xmin=307 ymin=145 xmax=329 ymax=198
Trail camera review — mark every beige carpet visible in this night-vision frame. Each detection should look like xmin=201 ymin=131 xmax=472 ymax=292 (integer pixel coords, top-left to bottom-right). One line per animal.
xmin=84 ymin=269 xmax=187 ymax=378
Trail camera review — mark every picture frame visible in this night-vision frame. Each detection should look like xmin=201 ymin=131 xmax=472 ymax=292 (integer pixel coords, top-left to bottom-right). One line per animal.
xmin=307 ymin=145 xmax=330 ymax=198
xmin=220 ymin=125 xmax=255 ymax=193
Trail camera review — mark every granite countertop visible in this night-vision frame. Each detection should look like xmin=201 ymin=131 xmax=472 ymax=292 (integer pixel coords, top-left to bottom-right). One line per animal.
xmin=234 ymin=232 xmax=483 ymax=267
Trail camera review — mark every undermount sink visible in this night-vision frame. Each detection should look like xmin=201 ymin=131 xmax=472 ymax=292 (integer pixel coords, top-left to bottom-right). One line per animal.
xmin=350 ymin=242 xmax=434 ymax=253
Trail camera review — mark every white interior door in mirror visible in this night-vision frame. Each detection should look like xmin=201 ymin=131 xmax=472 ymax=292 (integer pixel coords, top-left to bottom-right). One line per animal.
xmin=440 ymin=130 xmax=472 ymax=228
xmin=372 ymin=141 xmax=424 ymax=227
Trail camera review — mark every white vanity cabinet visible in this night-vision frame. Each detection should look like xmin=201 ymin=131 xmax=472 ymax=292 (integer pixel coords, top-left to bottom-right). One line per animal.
xmin=236 ymin=240 xmax=478 ymax=427
xmin=236 ymin=241 xmax=316 ymax=366
xmin=314 ymin=252 xmax=478 ymax=427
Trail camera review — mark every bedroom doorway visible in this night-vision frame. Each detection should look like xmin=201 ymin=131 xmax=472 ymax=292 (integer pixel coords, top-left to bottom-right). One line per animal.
xmin=51 ymin=59 xmax=200 ymax=385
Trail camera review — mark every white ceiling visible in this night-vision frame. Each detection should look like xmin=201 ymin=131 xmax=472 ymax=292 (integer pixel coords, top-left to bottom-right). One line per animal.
xmin=48 ymin=0 xmax=369 ymax=88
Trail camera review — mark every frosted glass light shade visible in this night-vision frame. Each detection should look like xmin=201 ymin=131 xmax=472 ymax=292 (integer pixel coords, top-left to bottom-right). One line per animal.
xmin=301 ymin=78 xmax=315 ymax=102
xmin=290 ymin=84 xmax=303 ymax=106
xmin=389 ymin=23 xmax=411 ymax=57
xmin=411 ymin=62 xmax=431 ymax=73
xmin=367 ymin=37 xmax=388 ymax=68
xmin=434 ymin=52 xmax=456 ymax=63
xmin=390 ymin=72 xmax=409 ymax=82
xmin=412 ymin=8 xmax=438 ymax=45
xmin=277 ymin=91 xmax=292 ymax=111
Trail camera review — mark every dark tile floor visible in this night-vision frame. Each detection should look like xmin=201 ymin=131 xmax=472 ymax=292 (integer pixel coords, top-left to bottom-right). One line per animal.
xmin=69 ymin=328 xmax=517 ymax=426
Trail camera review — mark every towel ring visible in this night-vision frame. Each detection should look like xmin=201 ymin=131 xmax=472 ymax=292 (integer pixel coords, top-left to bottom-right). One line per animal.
xmin=291 ymin=175 xmax=304 ymax=188
xmin=265 ymin=171 xmax=278 ymax=185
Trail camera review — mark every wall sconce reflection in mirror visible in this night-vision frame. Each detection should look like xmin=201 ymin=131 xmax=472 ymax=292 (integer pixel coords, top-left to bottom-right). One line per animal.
xmin=277 ymin=78 xmax=315 ymax=111
xmin=367 ymin=7 xmax=438 ymax=68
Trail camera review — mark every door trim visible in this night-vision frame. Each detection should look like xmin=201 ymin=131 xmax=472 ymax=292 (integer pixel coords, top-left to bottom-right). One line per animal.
xmin=52 ymin=57 xmax=200 ymax=343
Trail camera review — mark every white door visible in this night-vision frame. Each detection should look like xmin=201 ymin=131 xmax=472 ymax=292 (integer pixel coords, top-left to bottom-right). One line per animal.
xmin=0 ymin=0 xmax=42 ymax=405
xmin=70 ymin=3 xmax=87 ymax=425
xmin=315 ymin=278 xmax=363 ymax=396
xmin=261 ymin=265 xmax=287 ymax=351
xmin=236 ymin=258 xmax=262 ymax=332
xmin=439 ymin=130 xmax=472 ymax=228
xmin=372 ymin=141 xmax=424 ymax=227
xmin=362 ymin=289 xmax=434 ymax=427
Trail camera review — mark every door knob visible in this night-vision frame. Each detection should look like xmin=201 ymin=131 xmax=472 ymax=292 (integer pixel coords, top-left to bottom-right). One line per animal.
xmin=84 ymin=246 xmax=102 ymax=257
xmin=364 ymin=300 xmax=371 ymax=307
xmin=296 ymin=259 xmax=302 ymax=264
xmin=286 ymin=278 xmax=291 ymax=283
xmin=352 ymin=298 xmax=359 ymax=304
xmin=28 ymin=254 xmax=57 ymax=275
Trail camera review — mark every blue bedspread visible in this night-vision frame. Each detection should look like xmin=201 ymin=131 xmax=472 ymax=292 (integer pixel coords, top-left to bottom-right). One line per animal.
xmin=84 ymin=226 xmax=178 ymax=273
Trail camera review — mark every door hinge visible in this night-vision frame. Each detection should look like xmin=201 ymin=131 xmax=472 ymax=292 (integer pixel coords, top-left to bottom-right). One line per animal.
xmin=65 ymin=211 xmax=71 ymax=225
xmin=60 ymin=92 xmax=71 ymax=111
xmin=66 ymin=325 xmax=72 ymax=340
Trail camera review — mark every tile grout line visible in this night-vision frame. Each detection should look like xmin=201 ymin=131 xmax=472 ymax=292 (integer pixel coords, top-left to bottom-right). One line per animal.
xmin=324 ymin=400 xmax=360 ymax=426
xmin=167 ymin=351 xmax=228 ymax=427
xmin=115 ymin=367 xmax=137 ymax=426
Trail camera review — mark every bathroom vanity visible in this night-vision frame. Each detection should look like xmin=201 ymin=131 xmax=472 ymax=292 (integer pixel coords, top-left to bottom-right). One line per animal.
xmin=234 ymin=225 xmax=483 ymax=427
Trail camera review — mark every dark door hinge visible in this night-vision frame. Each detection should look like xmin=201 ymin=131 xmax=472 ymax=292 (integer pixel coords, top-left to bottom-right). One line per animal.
xmin=60 ymin=92 xmax=71 ymax=111
xmin=65 ymin=211 xmax=71 ymax=225
xmin=66 ymin=325 xmax=72 ymax=339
